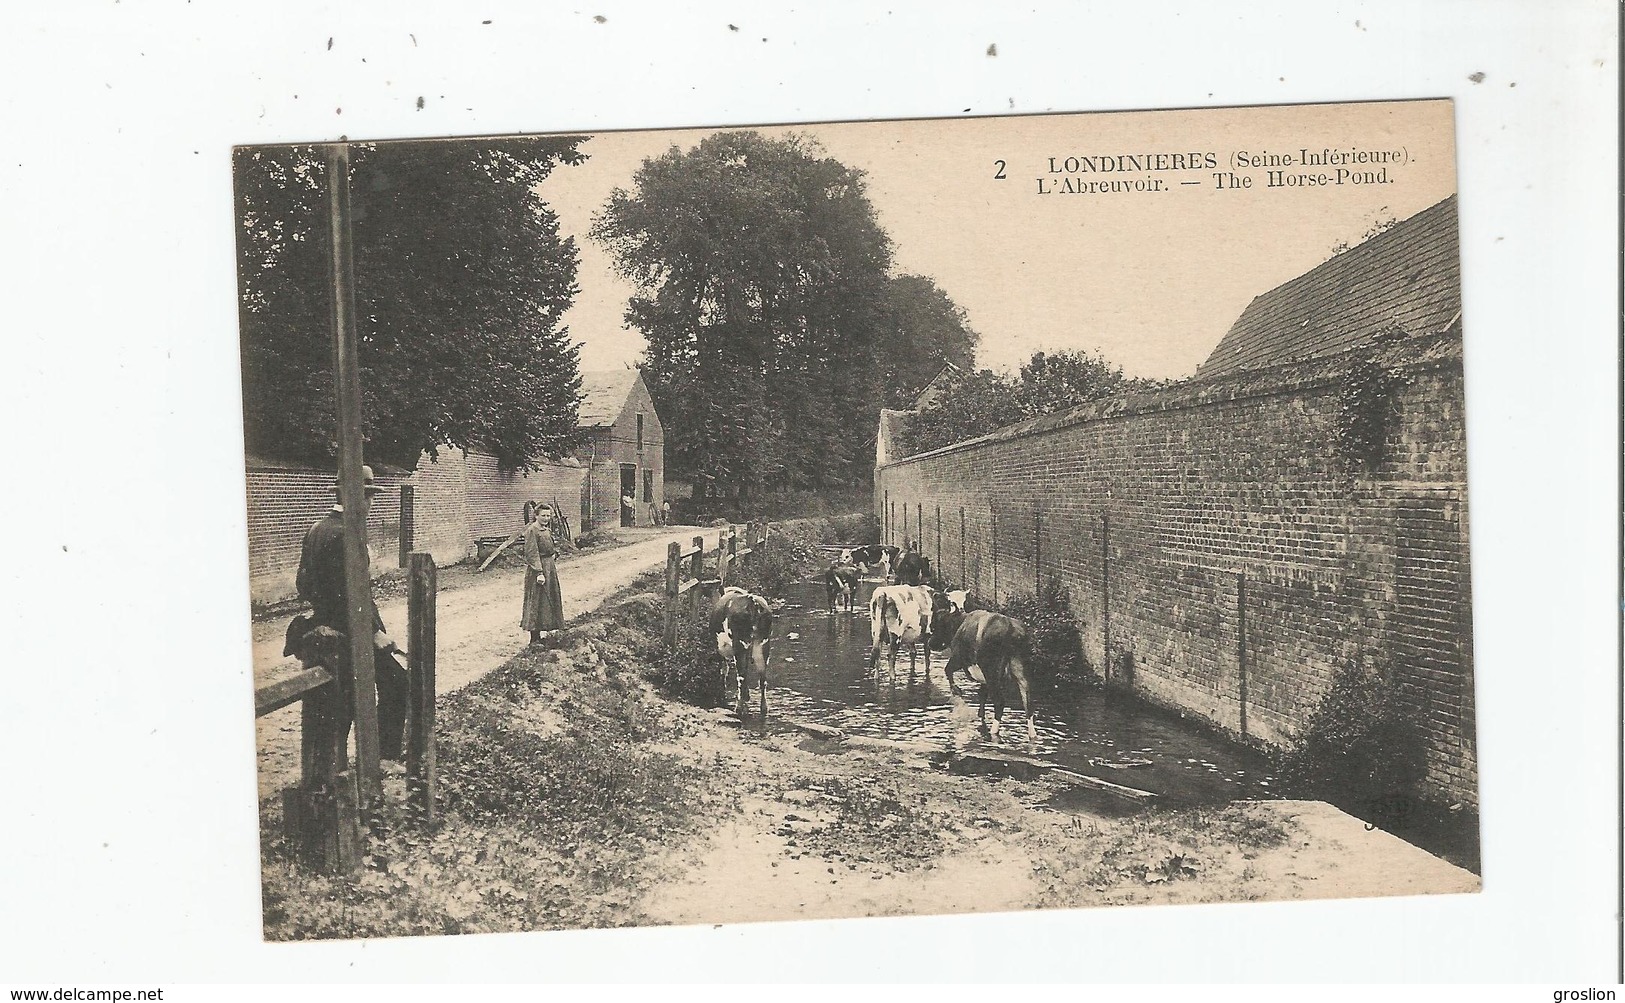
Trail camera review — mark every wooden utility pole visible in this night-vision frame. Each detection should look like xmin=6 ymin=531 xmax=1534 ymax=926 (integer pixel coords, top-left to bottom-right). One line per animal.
xmin=326 ymin=141 xmax=382 ymax=812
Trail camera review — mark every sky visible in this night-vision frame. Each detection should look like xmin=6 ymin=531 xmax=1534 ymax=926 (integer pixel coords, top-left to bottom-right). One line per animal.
xmin=535 ymin=99 xmax=1457 ymax=380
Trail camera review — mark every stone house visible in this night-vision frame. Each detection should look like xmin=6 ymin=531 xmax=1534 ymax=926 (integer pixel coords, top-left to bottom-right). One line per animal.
xmin=574 ymin=369 xmax=665 ymax=530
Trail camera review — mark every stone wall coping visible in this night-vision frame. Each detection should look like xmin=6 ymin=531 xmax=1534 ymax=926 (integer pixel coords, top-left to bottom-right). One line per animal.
xmin=880 ymin=332 xmax=1464 ymax=470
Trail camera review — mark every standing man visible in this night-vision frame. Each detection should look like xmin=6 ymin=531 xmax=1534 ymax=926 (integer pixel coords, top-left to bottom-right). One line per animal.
xmin=621 ymin=490 xmax=636 ymax=527
xmin=295 ymin=464 xmax=409 ymax=767
xmin=661 ymin=499 xmax=672 ymax=527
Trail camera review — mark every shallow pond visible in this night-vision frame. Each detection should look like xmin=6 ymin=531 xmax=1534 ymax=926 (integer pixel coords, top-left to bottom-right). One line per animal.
xmin=764 ymin=581 xmax=1279 ymax=807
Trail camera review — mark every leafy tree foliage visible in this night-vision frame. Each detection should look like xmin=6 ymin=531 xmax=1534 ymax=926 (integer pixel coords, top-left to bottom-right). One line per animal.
xmin=594 ymin=131 xmax=919 ymax=498
xmin=903 ymin=349 xmax=1163 ymax=456
xmin=235 ymin=138 xmax=588 ymax=470
xmin=874 ymin=274 xmax=979 ymax=409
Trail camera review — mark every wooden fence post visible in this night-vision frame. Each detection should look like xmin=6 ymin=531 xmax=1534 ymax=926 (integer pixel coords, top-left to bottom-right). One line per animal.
xmin=283 ymin=673 xmax=362 ymax=874
xmin=663 ymin=541 xmax=681 ymax=646
xmin=407 ymin=552 xmax=437 ymax=820
xmin=398 ymin=484 xmax=414 ymax=569
xmin=688 ymin=534 xmax=705 ymax=620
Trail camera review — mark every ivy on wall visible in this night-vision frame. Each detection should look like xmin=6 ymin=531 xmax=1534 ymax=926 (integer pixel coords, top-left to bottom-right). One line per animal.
xmin=1332 ymin=333 xmax=1410 ymax=474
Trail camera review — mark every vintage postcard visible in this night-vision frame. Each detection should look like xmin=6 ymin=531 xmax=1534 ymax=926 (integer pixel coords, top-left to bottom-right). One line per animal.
xmin=236 ymin=98 xmax=1477 ymax=940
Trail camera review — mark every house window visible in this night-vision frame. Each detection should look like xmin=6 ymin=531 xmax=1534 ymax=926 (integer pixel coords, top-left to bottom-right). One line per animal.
xmin=636 ymin=413 xmax=644 ymax=451
xmin=642 ymin=469 xmax=653 ymax=503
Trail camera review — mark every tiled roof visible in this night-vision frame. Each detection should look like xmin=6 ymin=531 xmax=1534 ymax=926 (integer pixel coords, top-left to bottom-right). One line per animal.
xmin=1196 ymin=195 xmax=1461 ymax=379
xmin=576 ymin=369 xmax=641 ymax=428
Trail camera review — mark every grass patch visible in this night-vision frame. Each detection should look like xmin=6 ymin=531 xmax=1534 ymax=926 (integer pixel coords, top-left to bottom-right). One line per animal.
xmin=1028 ymin=803 xmax=1290 ymax=907
xmin=260 ymin=623 xmax=709 ymax=940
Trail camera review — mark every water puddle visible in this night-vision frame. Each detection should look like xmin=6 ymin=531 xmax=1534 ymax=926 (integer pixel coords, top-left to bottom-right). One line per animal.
xmin=767 ymin=582 xmax=1278 ymax=808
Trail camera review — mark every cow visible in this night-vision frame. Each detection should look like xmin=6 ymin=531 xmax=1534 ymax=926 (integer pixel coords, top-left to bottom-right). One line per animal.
xmin=895 ymin=550 xmax=931 ymax=586
xmin=868 ymin=583 xmax=935 ymax=674
xmin=711 ymin=586 xmax=774 ymax=732
xmin=847 ymin=544 xmax=900 ymax=581
xmin=929 ymin=602 xmax=1036 ymax=746
xmin=824 ymin=563 xmax=860 ymax=613
xmin=942 ymin=589 xmax=984 ymax=613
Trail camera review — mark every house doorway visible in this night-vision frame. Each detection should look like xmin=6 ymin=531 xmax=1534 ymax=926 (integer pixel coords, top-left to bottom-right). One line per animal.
xmin=619 ymin=464 xmax=637 ymax=527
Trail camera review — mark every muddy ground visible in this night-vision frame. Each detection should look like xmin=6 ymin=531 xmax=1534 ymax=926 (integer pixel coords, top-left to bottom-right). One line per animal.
xmin=258 ymin=564 xmax=1478 ymax=939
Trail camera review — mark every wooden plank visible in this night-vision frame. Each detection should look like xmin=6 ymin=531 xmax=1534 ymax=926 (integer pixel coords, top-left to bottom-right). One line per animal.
xmin=476 ymin=532 xmax=519 ymax=572
xmin=780 ymin=718 xmax=845 ymax=740
xmin=255 ymin=667 xmax=333 ymax=718
xmin=678 ymin=545 xmax=703 ymax=559
xmin=1048 ymin=765 xmax=1159 ymax=802
xmin=326 ymin=140 xmax=380 ymax=821
xmin=676 ymin=577 xmax=699 ymax=595
xmin=951 ymin=748 xmax=1159 ymax=801
xmin=407 ymin=552 xmax=438 ymax=821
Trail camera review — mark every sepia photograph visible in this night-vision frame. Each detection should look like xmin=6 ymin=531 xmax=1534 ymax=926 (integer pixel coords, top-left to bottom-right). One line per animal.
xmin=234 ymin=97 xmax=1481 ymax=940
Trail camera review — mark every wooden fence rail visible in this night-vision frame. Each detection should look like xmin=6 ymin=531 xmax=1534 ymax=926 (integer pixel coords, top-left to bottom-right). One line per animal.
xmin=663 ymin=521 xmax=769 ymax=647
xmin=254 ymin=550 xmax=439 ymax=873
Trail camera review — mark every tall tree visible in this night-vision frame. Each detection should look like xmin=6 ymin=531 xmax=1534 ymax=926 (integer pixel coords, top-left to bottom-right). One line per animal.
xmin=235 ymin=137 xmax=588 ymax=470
xmin=592 ymin=131 xmax=893 ymax=497
xmin=874 ymin=274 xmax=979 ymax=409
xmin=904 ymin=348 xmax=1160 ymax=455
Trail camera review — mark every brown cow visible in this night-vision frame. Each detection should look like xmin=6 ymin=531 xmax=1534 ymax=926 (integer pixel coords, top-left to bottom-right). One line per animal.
xmin=929 ymin=604 xmax=1036 ymax=746
xmin=711 ymin=586 xmax=774 ymax=732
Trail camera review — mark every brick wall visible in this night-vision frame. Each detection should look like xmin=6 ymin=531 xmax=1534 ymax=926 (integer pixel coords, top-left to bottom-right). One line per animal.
xmin=244 ymin=460 xmax=409 ymax=603
xmin=875 ymin=333 xmax=1476 ymax=806
xmin=246 ymin=447 xmax=584 ymax=604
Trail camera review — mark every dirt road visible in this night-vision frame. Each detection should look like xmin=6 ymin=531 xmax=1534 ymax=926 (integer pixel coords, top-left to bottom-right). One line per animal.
xmin=252 ymin=525 xmax=724 ymax=798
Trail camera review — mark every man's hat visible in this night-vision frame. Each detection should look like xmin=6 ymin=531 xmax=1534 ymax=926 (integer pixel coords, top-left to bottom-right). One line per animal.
xmin=336 ymin=464 xmax=386 ymax=497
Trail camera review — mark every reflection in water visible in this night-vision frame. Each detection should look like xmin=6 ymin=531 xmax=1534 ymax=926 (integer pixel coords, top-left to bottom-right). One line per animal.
xmin=770 ymin=581 xmax=1278 ymax=807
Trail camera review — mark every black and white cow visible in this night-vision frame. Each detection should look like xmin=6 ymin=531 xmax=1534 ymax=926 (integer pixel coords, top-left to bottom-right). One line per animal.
xmin=711 ymin=586 xmax=774 ymax=732
xmin=868 ymin=583 xmax=935 ymax=675
xmin=824 ymin=562 xmax=860 ymax=613
xmin=895 ymin=549 xmax=931 ymax=586
xmin=847 ymin=544 xmax=901 ymax=581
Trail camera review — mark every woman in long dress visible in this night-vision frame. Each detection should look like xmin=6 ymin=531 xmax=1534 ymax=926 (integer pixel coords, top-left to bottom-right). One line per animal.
xmin=522 ymin=506 xmax=565 ymax=644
